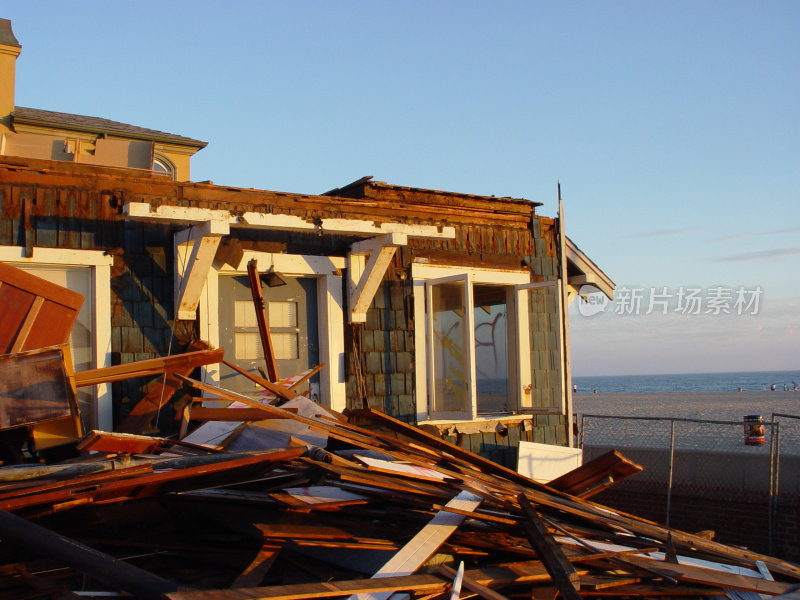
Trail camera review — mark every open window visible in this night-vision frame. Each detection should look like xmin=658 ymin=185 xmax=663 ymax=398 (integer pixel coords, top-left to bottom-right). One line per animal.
xmin=515 ymin=281 xmax=565 ymax=414
xmin=414 ymin=265 xmax=566 ymax=423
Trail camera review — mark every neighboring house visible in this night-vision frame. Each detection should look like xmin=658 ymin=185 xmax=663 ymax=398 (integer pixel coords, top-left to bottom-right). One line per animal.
xmin=0 ymin=20 xmax=206 ymax=181
xmin=0 ymin=19 xmax=613 ymax=467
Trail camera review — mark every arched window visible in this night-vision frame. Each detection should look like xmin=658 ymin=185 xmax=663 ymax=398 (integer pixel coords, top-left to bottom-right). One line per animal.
xmin=152 ymin=155 xmax=175 ymax=179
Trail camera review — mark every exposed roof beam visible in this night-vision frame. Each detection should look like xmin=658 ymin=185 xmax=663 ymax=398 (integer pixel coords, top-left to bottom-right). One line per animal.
xmin=124 ymin=202 xmax=455 ymax=240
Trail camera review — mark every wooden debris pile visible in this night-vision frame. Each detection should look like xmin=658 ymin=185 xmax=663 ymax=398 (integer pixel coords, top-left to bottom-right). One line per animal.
xmin=0 ymin=383 xmax=798 ymax=600
xmin=0 ymin=262 xmax=798 ymax=598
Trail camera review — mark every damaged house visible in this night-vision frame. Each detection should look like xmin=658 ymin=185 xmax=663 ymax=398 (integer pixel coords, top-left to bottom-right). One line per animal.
xmin=0 ymin=18 xmax=613 ymax=464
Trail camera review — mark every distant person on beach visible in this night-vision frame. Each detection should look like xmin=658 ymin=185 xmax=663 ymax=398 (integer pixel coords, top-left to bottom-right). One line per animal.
xmin=771 ymin=384 xmax=776 ymax=391
xmin=573 ymin=384 xmax=577 ymax=393
xmin=738 ymin=387 xmax=743 ymax=392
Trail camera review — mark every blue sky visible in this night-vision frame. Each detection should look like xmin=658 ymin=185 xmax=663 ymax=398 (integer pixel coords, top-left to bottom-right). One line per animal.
xmin=4 ymin=2 xmax=798 ymax=375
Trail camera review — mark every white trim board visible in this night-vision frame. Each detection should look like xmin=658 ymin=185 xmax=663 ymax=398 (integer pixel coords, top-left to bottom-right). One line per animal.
xmin=198 ymin=251 xmax=346 ymax=412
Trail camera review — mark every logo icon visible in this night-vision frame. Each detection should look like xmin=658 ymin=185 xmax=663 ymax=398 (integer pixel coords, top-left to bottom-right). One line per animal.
xmin=577 ymin=285 xmax=609 ymax=317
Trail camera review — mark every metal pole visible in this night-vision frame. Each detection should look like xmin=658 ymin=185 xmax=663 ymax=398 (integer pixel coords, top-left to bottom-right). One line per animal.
xmin=769 ymin=419 xmax=780 ymax=557
xmin=665 ymin=419 xmax=676 ymax=528
xmin=579 ymin=414 xmax=585 ymax=449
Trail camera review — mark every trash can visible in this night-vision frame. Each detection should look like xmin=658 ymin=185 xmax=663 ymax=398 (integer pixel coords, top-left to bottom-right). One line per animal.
xmin=743 ymin=415 xmax=765 ymax=445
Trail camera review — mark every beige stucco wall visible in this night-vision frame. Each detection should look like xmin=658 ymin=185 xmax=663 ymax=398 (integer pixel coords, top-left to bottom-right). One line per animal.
xmin=0 ymin=43 xmax=21 ymax=134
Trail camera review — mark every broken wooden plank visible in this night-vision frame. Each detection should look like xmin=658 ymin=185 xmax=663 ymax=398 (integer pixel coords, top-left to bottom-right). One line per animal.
xmin=169 ymin=572 xmax=448 ymax=600
xmin=619 ymin=555 xmax=793 ymax=596
xmin=166 ymin=560 xmax=589 ymax=600
xmin=75 ymin=430 xmax=217 ymax=455
xmin=223 ymin=359 xmax=297 ymax=402
xmin=438 ymin=563 xmax=510 ymax=600
xmin=247 ymin=258 xmax=278 ymax=382
xmin=187 ymin=406 xmax=288 ymax=422
xmin=346 ymin=490 xmax=482 ymax=600
xmin=231 ymin=542 xmax=283 ymax=589
xmin=74 ymin=346 xmax=224 ymax=387
xmin=547 ymin=450 xmax=643 ymax=498
xmin=0 ymin=448 xmax=305 ymax=512
xmin=517 ymin=493 xmax=581 ymax=600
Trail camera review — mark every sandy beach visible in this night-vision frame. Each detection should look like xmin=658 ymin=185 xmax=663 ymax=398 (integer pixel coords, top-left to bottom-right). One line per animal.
xmin=574 ymin=390 xmax=800 ymax=453
xmin=574 ymin=390 xmax=800 ymax=421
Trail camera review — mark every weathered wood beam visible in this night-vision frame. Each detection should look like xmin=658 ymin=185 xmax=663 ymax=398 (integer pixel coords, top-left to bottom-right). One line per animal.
xmin=247 ymin=258 xmax=278 ymax=382
xmin=517 ymin=493 xmax=581 ymax=600
xmin=74 ymin=347 xmax=224 ymax=387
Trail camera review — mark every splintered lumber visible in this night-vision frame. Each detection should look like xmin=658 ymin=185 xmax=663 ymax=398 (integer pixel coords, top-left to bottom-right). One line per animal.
xmin=619 ymin=555 xmax=793 ymax=596
xmin=345 ymin=490 xmax=482 ymax=600
xmin=517 ymin=494 xmax=581 ymax=600
xmin=74 ymin=346 xmax=224 ymax=387
xmin=188 ymin=406 xmax=288 ymax=422
xmin=76 ymin=430 xmax=218 ymax=455
xmin=231 ymin=542 xmax=283 ymax=588
xmin=247 ymin=258 xmax=278 ymax=382
xmin=168 ymin=573 xmax=449 ymax=600
xmin=223 ymin=360 xmax=297 ymax=401
xmin=97 ymin=346 xmax=224 ymax=435
xmin=0 ymin=508 xmax=179 ymax=600
xmin=0 ymin=448 xmax=305 ymax=512
xmin=438 ymin=563 xmax=510 ymax=600
xmin=348 ymin=408 xmax=553 ymax=492
xmin=547 ymin=450 xmax=643 ymax=498
xmin=166 ymin=560 xmax=587 ymax=600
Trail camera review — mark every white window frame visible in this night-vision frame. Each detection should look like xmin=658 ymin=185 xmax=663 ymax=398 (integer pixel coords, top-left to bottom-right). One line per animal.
xmin=515 ymin=280 xmax=566 ymax=416
xmin=193 ymin=250 xmax=346 ymax=412
xmin=412 ymin=263 xmax=533 ymax=423
xmin=0 ymin=246 xmax=113 ymax=430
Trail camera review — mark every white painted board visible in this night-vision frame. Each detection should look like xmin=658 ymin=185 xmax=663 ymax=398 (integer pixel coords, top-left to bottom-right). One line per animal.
xmin=516 ymin=440 xmax=582 ymax=483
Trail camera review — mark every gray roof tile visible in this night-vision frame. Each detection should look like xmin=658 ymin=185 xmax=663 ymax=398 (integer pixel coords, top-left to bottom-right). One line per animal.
xmin=13 ymin=106 xmax=207 ymax=147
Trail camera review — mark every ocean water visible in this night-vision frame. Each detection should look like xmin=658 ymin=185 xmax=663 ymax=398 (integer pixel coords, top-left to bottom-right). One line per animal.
xmin=572 ymin=370 xmax=800 ymax=394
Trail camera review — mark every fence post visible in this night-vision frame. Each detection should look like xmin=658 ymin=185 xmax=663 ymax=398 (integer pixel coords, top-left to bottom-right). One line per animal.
xmin=769 ymin=419 xmax=780 ymax=557
xmin=579 ymin=414 xmax=585 ymax=450
xmin=665 ymin=419 xmax=676 ymax=528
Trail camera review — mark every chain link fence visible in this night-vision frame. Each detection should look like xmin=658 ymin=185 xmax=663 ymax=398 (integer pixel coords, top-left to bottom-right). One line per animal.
xmin=577 ymin=413 xmax=800 ymax=556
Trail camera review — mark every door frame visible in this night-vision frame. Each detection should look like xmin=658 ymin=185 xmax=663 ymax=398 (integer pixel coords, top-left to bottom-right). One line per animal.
xmin=197 ymin=251 xmax=346 ymax=411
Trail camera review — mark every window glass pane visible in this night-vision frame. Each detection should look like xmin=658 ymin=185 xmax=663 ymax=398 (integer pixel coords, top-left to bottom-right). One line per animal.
xmin=473 ymin=285 xmax=510 ymax=414
xmin=430 ymin=281 xmax=469 ymax=413
xmin=235 ymin=332 xmax=262 ymax=360
xmin=268 ymin=301 xmax=297 ymax=328
xmin=234 ymin=301 xmax=258 ymax=328
xmin=272 ymin=332 xmax=299 ymax=360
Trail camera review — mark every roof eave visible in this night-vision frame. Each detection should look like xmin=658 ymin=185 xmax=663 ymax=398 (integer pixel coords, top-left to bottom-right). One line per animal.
xmin=11 ymin=114 xmax=208 ymax=149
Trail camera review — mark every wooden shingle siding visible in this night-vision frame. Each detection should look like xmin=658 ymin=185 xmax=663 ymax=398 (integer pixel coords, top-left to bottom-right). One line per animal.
xmin=0 ymin=158 xmax=572 ymax=457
